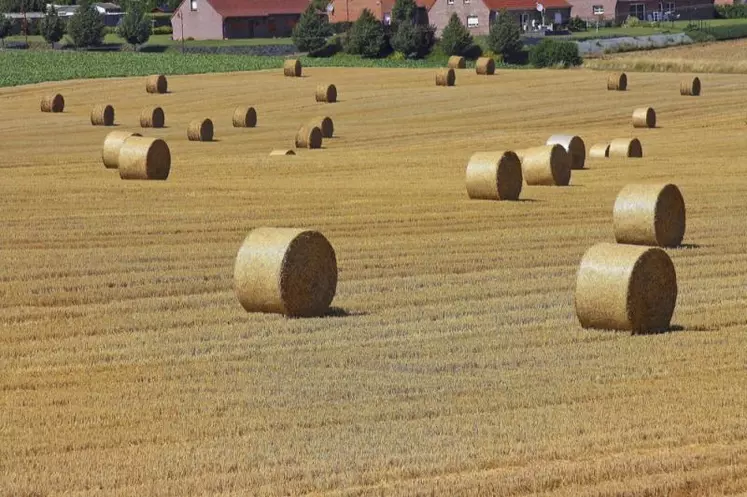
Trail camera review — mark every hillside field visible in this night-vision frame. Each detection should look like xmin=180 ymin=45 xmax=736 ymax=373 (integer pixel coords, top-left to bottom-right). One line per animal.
xmin=1 ymin=67 xmax=747 ymax=496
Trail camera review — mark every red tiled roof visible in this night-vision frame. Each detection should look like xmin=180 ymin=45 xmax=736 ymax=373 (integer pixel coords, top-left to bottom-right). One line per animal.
xmin=206 ymin=0 xmax=311 ymax=18
xmin=483 ymin=0 xmax=570 ymax=8
xmin=416 ymin=0 xmax=437 ymax=9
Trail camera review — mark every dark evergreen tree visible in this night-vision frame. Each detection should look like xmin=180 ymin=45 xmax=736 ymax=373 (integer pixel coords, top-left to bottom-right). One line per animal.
xmin=391 ymin=0 xmax=417 ymax=27
xmin=488 ymin=9 xmax=523 ymax=62
xmin=439 ymin=12 xmax=472 ymax=56
xmin=344 ymin=8 xmax=386 ymax=58
xmin=292 ymin=3 xmax=330 ymax=52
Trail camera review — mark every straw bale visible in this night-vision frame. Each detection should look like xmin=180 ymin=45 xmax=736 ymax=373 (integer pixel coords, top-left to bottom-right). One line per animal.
xmin=515 ymin=144 xmax=571 ymax=186
xmin=589 ymin=143 xmax=610 ymax=158
xmin=447 ymin=56 xmax=466 ymax=69
xmin=436 ymin=68 xmax=455 ymax=87
xmin=607 ymin=72 xmax=627 ymax=91
xmin=146 ymin=75 xmax=168 ymax=94
xmin=118 ymin=136 xmax=171 ymax=180
xmin=475 ymin=57 xmax=495 ymax=75
xmin=91 ymin=104 xmax=115 ymax=126
xmin=310 ymin=116 xmax=333 ymax=138
xmin=608 ymin=138 xmax=643 ymax=158
xmin=40 ymin=94 xmax=64 ymax=113
xmin=466 ymin=151 xmax=523 ymax=200
xmin=316 ymin=84 xmax=337 ymax=103
xmin=233 ymin=106 xmax=257 ymax=128
xmin=140 ymin=106 xmax=165 ymax=128
xmin=546 ymin=134 xmax=586 ymax=169
xmin=632 ymin=107 xmax=656 ymax=128
xmin=269 ymin=149 xmax=296 ymax=156
xmin=284 ymin=59 xmax=302 ymax=77
xmin=102 ymin=130 xmax=141 ymax=169
xmin=613 ymin=183 xmax=686 ymax=248
xmin=295 ymin=125 xmax=323 ymax=149
xmin=187 ymin=118 xmax=214 ymax=141
xmin=680 ymin=77 xmax=700 ymax=96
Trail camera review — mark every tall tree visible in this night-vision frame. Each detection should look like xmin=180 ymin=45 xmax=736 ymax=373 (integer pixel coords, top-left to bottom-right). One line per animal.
xmin=292 ymin=3 xmax=330 ymax=52
xmin=0 ymin=15 xmax=12 ymax=47
xmin=488 ymin=9 xmax=523 ymax=62
xmin=66 ymin=0 xmax=105 ymax=48
xmin=40 ymin=6 xmax=65 ymax=45
xmin=118 ymin=5 xmax=151 ymax=49
xmin=439 ymin=12 xmax=472 ymax=56
xmin=344 ymin=8 xmax=385 ymax=58
xmin=391 ymin=0 xmax=417 ymax=27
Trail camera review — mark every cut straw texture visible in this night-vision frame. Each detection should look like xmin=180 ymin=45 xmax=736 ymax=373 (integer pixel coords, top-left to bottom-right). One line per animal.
xmin=632 ymin=107 xmax=656 ymax=128
xmin=680 ymin=77 xmax=701 ymax=96
xmin=234 ymin=227 xmax=338 ymax=317
xmin=447 ymin=56 xmax=466 ymax=69
xmin=515 ymin=144 xmax=571 ymax=186
xmin=91 ymin=104 xmax=115 ymax=126
xmin=102 ymin=131 xmax=141 ymax=169
xmin=608 ymin=138 xmax=643 ymax=158
xmin=575 ymin=243 xmax=677 ymax=334
xmin=613 ymin=183 xmax=686 ymax=248
xmin=40 ymin=94 xmax=64 ymax=113
xmin=436 ymin=68 xmax=455 ymax=87
xmin=284 ymin=59 xmax=302 ymax=77
xmin=316 ymin=84 xmax=337 ymax=103
xmin=118 ymin=136 xmax=171 ymax=180
xmin=476 ymin=57 xmax=496 ymax=75
xmin=140 ymin=106 xmax=165 ymax=128
xmin=607 ymin=72 xmax=627 ymax=91
xmin=146 ymin=75 xmax=168 ymax=94
xmin=232 ymin=106 xmax=257 ymax=128
xmin=465 ymin=151 xmax=523 ymax=201
xmin=187 ymin=118 xmax=214 ymax=141
xmin=589 ymin=143 xmax=610 ymax=158
xmin=310 ymin=116 xmax=333 ymax=138
xmin=546 ymin=134 xmax=586 ymax=170
xmin=295 ymin=125 xmax=323 ymax=149
xmin=269 ymin=149 xmax=296 ymax=156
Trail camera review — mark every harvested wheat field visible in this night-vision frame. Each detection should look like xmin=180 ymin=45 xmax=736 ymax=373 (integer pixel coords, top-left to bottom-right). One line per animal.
xmin=2 ymin=67 xmax=747 ymax=496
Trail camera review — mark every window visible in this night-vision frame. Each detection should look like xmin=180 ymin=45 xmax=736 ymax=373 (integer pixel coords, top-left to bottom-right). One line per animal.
xmin=467 ymin=15 xmax=478 ymax=27
xmin=190 ymin=0 xmax=197 ymax=10
xmin=447 ymin=0 xmax=454 ymax=4
xmin=665 ymin=1 xmax=675 ymax=12
xmin=592 ymin=4 xmax=604 ymax=14
xmin=464 ymin=0 xmax=470 ymax=3
xmin=629 ymin=3 xmax=645 ymax=19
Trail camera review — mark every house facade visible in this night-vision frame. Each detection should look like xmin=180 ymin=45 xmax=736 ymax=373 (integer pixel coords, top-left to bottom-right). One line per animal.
xmin=567 ymin=0 xmax=714 ymax=21
xmin=327 ymin=0 xmax=435 ymax=24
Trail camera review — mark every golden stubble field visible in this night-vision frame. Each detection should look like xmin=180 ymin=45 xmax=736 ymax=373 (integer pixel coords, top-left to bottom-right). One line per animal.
xmin=1 ymin=66 xmax=747 ymax=496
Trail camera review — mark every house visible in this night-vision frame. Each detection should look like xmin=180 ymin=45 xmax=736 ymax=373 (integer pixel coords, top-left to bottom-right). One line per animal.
xmin=427 ymin=0 xmax=572 ymax=35
xmin=171 ymin=0 xmax=311 ymax=40
xmin=327 ymin=0 xmax=435 ymax=24
xmin=567 ymin=0 xmax=714 ymax=21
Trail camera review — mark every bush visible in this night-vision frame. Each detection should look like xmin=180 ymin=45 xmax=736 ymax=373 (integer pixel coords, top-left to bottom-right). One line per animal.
xmin=308 ymin=33 xmax=343 ymax=57
xmin=118 ymin=7 xmax=151 ymax=48
xmin=716 ymin=4 xmax=747 ymax=18
xmin=292 ymin=4 xmax=331 ymax=52
xmin=66 ymin=0 xmax=105 ymax=48
xmin=529 ymin=38 xmax=582 ymax=67
xmin=153 ymin=25 xmax=172 ymax=35
xmin=329 ymin=21 xmax=353 ymax=34
xmin=439 ymin=12 xmax=473 ymax=56
xmin=624 ymin=15 xmax=641 ymax=27
xmin=568 ymin=16 xmax=586 ymax=32
xmin=390 ymin=21 xmax=435 ymax=58
xmin=344 ymin=8 xmax=386 ymax=58
xmin=40 ymin=7 xmax=65 ymax=45
xmin=488 ymin=9 xmax=523 ymax=63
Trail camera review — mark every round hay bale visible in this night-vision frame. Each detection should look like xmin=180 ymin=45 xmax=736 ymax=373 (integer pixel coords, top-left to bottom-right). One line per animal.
xmin=680 ymin=77 xmax=701 ymax=96
xmin=575 ymin=242 xmax=677 ymax=333
xmin=607 ymin=72 xmax=627 ymax=91
xmin=465 ymin=151 xmax=523 ymax=201
xmin=310 ymin=116 xmax=334 ymax=138
xmin=546 ymin=134 xmax=586 ymax=170
xmin=608 ymin=138 xmax=643 ymax=158
xmin=187 ymin=118 xmax=214 ymax=141
xmin=139 ymin=106 xmax=165 ymax=128
xmin=283 ymin=59 xmax=302 ymax=77
xmin=40 ymin=93 xmax=64 ymax=113
xmin=234 ymin=227 xmax=338 ymax=317
xmin=269 ymin=149 xmax=296 ymax=156
xmin=632 ymin=107 xmax=656 ymax=128
xmin=588 ymin=143 xmax=610 ymax=158
xmin=475 ymin=57 xmax=496 ymax=75
xmin=118 ymin=136 xmax=171 ymax=180
xmin=447 ymin=56 xmax=466 ymax=69
xmin=316 ymin=84 xmax=337 ymax=103
xmin=232 ymin=106 xmax=257 ymax=128
xmin=515 ymin=144 xmax=571 ymax=186
xmin=295 ymin=125 xmax=323 ymax=149
xmin=613 ymin=183 xmax=686 ymax=248
xmin=146 ymin=75 xmax=168 ymax=94
xmin=436 ymin=68 xmax=455 ymax=87
xmin=91 ymin=104 xmax=115 ymax=126
xmin=102 ymin=130 xmax=142 ymax=169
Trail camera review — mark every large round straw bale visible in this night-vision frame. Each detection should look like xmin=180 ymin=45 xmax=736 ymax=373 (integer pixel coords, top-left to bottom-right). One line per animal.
xmin=575 ymin=243 xmax=677 ymax=334
xmin=310 ymin=116 xmax=333 ymax=138
xmin=515 ymin=144 xmax=571 ymax=186
xmin=269 ymin=149 xmax=296 ymax=156
xmin=608 ymin=138 xmax=643 ymax=158
xmin=447 ymin=55 xmax=466 ymax=69
xmin=232 ymin=106 xmax=257 ymax=128
xmin=295 ymin=125 xmax=323 ymax=149
xmin=546 ymin=134 xmax=586 ymax=170
xmin=102 ymin=130 xmax=141 ymax=169
xmin=475 ymin=57 xmax=496 ymax=75
xmin=589 ymin=143 xmax=610 ymax=158
xmin=680 ymin=77 xmax=700 ymax=96
xmin=465 ymin=151 xmax=523 ymax=201
xmin=139 ymin=106 xmax=165 ymax=128
xmin=436 ymin=68 xmax=455 ymax=87
xmin=234 ymin=227 xmax=338 ymax=317
xmin=283 ymin=59 xmax=302 ymax=77
xmin=613 ymin=183 xmax=686 ymax=248
xmin=91 ymin=104 xmax=115 ymax=126
xmin=632 ymin=107 xmax=656 ymax=128
xmin=118 ymin=136 xmax=171 ymax=180
xmin=40 ymin=93 xmax=64 ymax=113
xmin=146 ymin=74 xmax=168 ymax=94
xmin=316 ymin=84 xmax=337 ymax=103
xmin=187 ymin=118 xmax=213 ymax=141
xmin=607 ymin=72 xmax=627 ymax=91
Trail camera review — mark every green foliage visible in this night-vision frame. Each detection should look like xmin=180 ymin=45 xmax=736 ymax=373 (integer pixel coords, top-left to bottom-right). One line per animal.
xmin=391 ymin=0 xmax=417 ymax=27
xmin=310 ymin=0 xmax=329 ymax=10
xmin=308 ymin=33 xmax=343 ymax=57
xmin=66 ymin=0 xmax=105 ymax=48
xmin=344 ymin=8 xmax=386 ymax=58
xmin=624 ymin=15 xmax=641 ymax=27
xmin=439 ymin=13 xmax=473 ymax=56
xmin=40 ymin=6 xmax=65 ymax=45
xmin=390 ymin=21 xmax=435 ymax=58
xmin=153 ymin=25 xmax=173 ymax=35
xmin=0 ymin=0 xmax=44 ymax=13
xmin=118 ymin=7 xmax=151 ymax=48
xmin=568 ymin=16 xmax=586 ymax=32
xmin=529 ymin=38 xmax=582 ymax=67
xmin=716 ymin=4 xmax=747 ymax=18
xmin=292 ymin=4 xmax=330 ymax=53
xmin=0 ymin=15 xmax=11 ymax=46
xmin=488 ymin=9 xmax=522 ymax=63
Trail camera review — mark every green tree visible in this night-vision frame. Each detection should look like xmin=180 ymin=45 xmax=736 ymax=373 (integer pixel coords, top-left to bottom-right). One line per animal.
xmin=0 ymin=0 xmax=44 ymax=13
xmin=310 ymin=0 xmax=328 ymax=11
xmin=0 ymin=15 xmax=11 ymax=47
xmin=40 ymin=6 xmax=65 ymax=46
xmin=292 ymin=3 xmax=330 ymax=52
xmin=439 ymin=12 xmax=472 ymax=56
xmin=488 ymin=9 xmax=523 ymax=63
xmin=118 ymin=6 xmax=151 ymax=49
xmin=390 ymin=22 xmax=434 ymax=58
xmin=344 ymin=8 xmax=386 ymax=58
xmin=391 ymin=0 xmax=417 ymax=27
xmin=66 ymin=0 xmax=104 ymax=48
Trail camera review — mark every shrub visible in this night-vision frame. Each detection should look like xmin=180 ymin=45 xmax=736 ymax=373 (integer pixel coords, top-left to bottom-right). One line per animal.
xmin=716 ymin=4 xmax=747 ymax=18
xmin=308 ymin=33 xmax=343 ymax=57
xmin=292 ymin=4 xmax=331 ymax=53
xmin=66 ymin=0 xmax=105 ymax=48
xmin=568 ymin=15 xmax=586 ymax=32
xmin=40 ymin=6 xmax=65 ymax=45
xmin=345 ymin=8 xmax=386 ymax=58
xmin=153 ymin=25 xmax=172 ymax=35
xmin=624 ymin=15 xmax=641 ymax=27
xmin=488 ymin=9 xmax=523 ymax=63
xmin=390 ymin=21 xmax=435 ymax=58
xmin=529 ymin=38 xmax=582 ymax=67
xmin=329 ymin=21 xmax=353 ymax=34
xmin=0 ymin=15 xmax=11 ymax=47
xmin=439 ymin=12 xmax=472 ymax=56
xmin=118 ymin=7 xmax=151 ymax=48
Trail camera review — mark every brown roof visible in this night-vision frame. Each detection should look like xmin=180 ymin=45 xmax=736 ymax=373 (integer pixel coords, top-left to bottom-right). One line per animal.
xmin=206 ymin=0 xmax=311 ymax=18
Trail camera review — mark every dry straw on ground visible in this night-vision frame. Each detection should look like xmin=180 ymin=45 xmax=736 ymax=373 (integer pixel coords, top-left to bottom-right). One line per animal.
xmin=234 ymin=227 xmax=338 ymax=317
xmin=613 ymin=183 xmax=686 ymax=248
xmin=310 ymin=116 xmax=334 ymax=138
xmin=515 ymin=144 xmax=571 ymax=186
xmin=608 ymin=137 xmax=643 ymax=158
xmin=589 ymin=143 xmax=610 ymax=158
xmin=232 ymin=106 xmax=257 ymax=128
xmin=608 ymin=72 xmax=627 ymax=91
xmin=284 ymin=59 xmax=302 ymax=77
xmin=91 ymin=104 xmax=115 ymax=126
xmin=118 ymin=136 xmax=171 ymax=180
xmin=575 ymin=242 xmax=677 ymax=334
xmin=146 ymin=75 xmax=168 ymax=94
xmin=295 ymin=125 xmax=323 ymax=149
xmin=436 ymin=68 xmax=455 ymax=87
xmin=316 ymin=84 xmax=337 ymax=103
xmin=447 ymin=56 xmax=466 ymax=69
xmin=40 ymin=94 xmax=64 ymax=113
xmin=475 ymin=57 xmax=496 ymax=75
xmin=632 ymin=107 xmax=656 ymax=128
xmin=465 ymin=151 xmax=523 ymax=201
xmin=102 ymin=131 xmax=141 ymax=169
xmin=140 ymin=106 xmax=165 ymax=128
xmin=187 ymin=118 xmax=214 ymax=141
xmin=269 ymin=149 xmax=296 ymax=156
xmin=546 ymin=134 xmax=586 ymax=170
xmin=680 ymin=77 xmax=701 ymax=96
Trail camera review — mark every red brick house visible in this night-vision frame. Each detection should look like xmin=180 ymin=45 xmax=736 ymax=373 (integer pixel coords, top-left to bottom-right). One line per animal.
xmin=171 ymin=0 xmax=311 ymax=40
xmin=327 ymin=0 xmax=435 ymax=24
xmin=427 ymin=0 xmax=572 ymax=35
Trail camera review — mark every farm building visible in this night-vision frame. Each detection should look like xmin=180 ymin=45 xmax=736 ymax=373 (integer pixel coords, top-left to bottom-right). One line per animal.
xmin=327 ymin=0 xmax=435 ymax=24
xmin=567 ymin=0 xmax=714 ymax=22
